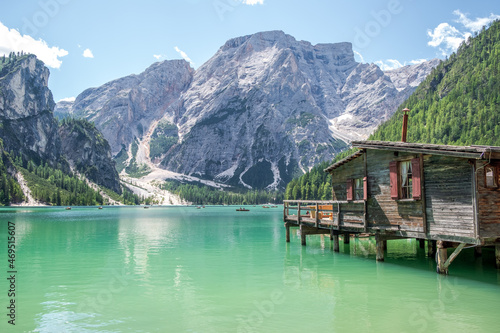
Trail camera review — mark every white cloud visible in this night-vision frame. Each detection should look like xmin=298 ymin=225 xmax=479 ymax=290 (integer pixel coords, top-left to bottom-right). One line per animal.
xmin=353 ymin=50 xmax=364 ymax=63
xmin=0 ymin=21 xmax=68 ymax=68
xmin=454 ymin=9 xmax=500 ymax=32
xmin=153 ymin=54 xmax=162 ymax=60
xmin=174 ymin=46 xmax=195 ymax=67
xmin=58 ymin=97 xmax=76 ymax=103
xmin=427 ymin=22 xmax=468 ymax=56
xmin=427 ymin=10 xmax=499 ymax=56
xmin=375 ymin=59 xmax=404 ymax=71
xmin=409 ymin=59 xmax=428 ymax=65
xmin=241 ymin=0 xmax=264 ymax=5
xmin=83 ymin=48 xmax=94 ymax=58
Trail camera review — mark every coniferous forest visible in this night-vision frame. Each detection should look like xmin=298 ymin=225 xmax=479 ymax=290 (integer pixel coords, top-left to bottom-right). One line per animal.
xmin=285 ymin=20 xmax=500 ymax=200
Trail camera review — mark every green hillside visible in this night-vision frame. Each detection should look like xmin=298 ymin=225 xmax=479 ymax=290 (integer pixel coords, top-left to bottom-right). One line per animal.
xmin=371 ymin=20 xmax=500 ymax=145
xmin=285 ymin=20 xmax=500 ymax=201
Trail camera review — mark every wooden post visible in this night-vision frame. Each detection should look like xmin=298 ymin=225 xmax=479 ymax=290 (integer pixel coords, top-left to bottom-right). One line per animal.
xmin=420 ymin=154 xmax=428 ymax=235
xmin=474 ymin=246 xmax=482 ymax=257
xmin=285 ymin=223 xmax=290 ymax=243
xmin=436 ymin=240 xmax=448 ymax=274
xmin=344 ymin=234 xmax=350 ymax=244
xmin=419 ymin=239 xmax=425 ymax=249
xmin=332 ymin=231 xmax=339 ymax=252
xmin=375 ymin=234 xmax=384 ymax=261
xmin=315 ymin=202 xmax=319 ymax=228
xmin=300 ymin=225 xmax=306 ymax=246
xmin=329 ymin=228 xmax=333 ymax=240
xmin=427 ymin=240 xmax=436 ymax=258
xmin=383 ymin=240 xmax=387 ymax=251
xmin=298 ymin=202 xmax=302 ymax=225
xmin=496 ymin=245 xmax=500 ymax=269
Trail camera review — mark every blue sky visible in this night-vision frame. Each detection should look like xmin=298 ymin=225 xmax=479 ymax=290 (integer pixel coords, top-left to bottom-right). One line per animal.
xmin=1 ymin=0 xmax=499 ymax=102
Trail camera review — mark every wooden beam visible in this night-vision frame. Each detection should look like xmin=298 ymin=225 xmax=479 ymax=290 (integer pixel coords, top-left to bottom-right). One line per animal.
xmin=474 ymin=246 xmax=482 ymax=257
xmin=285 ymin=223 xmax=290 ymax=243
xmin=443 ymin=243 xmax=466 ymax=270
xmin=419 ymin=239 xmax=425 ymax=249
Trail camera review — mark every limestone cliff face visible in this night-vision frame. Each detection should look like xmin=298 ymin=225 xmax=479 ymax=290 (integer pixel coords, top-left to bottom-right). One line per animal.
xmin=58 ymin=31 xmax=439 ymax=190
xmin=67 ymin=60 xmax=194 ymax=154
xmin=0 ymin=55 xmax=62 ymax=165
xmin=160 ymin=31 xmax=439 ymax=189
xmin=0 ymin=55 xmax=121 ymax=194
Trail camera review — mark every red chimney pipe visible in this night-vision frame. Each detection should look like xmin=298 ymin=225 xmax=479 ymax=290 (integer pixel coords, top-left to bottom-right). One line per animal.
xmin=401 ymin=108 xmax=410 ymax=142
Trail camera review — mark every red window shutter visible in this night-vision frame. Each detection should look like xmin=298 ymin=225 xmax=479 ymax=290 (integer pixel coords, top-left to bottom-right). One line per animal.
xmin=412 ymin=158 xmax=422 ymax=200
xmin=346 ymin=179 xmax=353 ymax=201
xmin=389 ymin=161 xmax=399 ymax=200
xmin=363 ymin=176 xmax=368 ymax=201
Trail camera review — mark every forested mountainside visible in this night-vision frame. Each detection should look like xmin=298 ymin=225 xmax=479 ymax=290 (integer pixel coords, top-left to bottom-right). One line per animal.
xmin=371 ymin=20 xmax=500 ymax=145
xmin=0 ymin=53 xmax=135 ymax=205
xmin=285 ymin=20 xmax=500 ymax=200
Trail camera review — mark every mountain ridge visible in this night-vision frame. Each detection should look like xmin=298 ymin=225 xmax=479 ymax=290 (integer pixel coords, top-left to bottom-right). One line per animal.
xmin=57 ymin=30 xmax=440 ymax=190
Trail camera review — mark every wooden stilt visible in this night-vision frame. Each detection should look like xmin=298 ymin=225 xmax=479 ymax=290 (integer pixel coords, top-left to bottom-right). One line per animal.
xmin=436 ymin=241 xmax=448 ymax=274
xmin=333 ymin=234 xmax=339 ymax=252
xmin=285 ymin=223 xmax=290 ymax=243
xmin=419 ymin=239 xmax=425 ymax=249
xmin=427 ymin=240 xmax=436 ymax=258
xmin=495 ymin=245 xmax=500 ymax=269
xmin=375 ymin=234 xmax=384 ymax=262
xmin=383 ymin=240 xmax=387 ymax=251
xmin=474 ymin=246 xmax=482 ymax=257
xmin=300 ymin=225 xmax=306 ymax=246
xmin=329 ymin=228 xmax=333 ymax=241
xmin=344 ymin=234 xmax=350 ymax=244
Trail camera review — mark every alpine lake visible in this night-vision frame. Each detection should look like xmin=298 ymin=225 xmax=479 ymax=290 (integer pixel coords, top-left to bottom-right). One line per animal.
xmin=0 ymin=206 xmax=499 ymax=332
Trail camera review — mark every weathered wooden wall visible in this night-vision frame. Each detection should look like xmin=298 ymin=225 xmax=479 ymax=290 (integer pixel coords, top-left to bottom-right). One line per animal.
xmin=365 ymin=150 xmax=424 ymax=232
xmin=477 ymin=160 xmax=500 ymax=238
xmin=331 ymin=155 xmax=364 ymax=201
xmin=424 ymin=155 xmax=475 ymax=239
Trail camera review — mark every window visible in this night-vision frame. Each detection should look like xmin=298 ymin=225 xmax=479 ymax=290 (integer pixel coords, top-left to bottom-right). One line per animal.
xmin=485 ymin=165 xmax=498 ymax=188
xmin=390 ymin=158 xmax=422 ymax=200
xmin=347 ymin=177 xmax=367 ymax=201
xmin=400 ymin=161 xmax=413 ymax=199
xmin=354 ymin=178 xmax=364 ymax=200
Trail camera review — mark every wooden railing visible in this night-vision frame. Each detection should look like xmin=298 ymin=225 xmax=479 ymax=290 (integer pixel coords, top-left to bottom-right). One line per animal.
xmin=283 ymin=200 xmax=367 ymax=230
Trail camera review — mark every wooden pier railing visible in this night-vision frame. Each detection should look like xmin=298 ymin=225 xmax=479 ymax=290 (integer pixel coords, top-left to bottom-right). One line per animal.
xmin=283 ymin=200 xmax=367 ymax=231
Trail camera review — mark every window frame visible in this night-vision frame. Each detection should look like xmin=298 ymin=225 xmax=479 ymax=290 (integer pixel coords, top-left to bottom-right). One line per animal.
xmin=485 ymin=164 xmax=499 ymax=189
xmin=390 ymin=157 xmax=422 ymax=201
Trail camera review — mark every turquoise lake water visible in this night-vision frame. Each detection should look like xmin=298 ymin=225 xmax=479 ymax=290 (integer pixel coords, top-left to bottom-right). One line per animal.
xmin=0 ymin=206 xmax=499 ymax=332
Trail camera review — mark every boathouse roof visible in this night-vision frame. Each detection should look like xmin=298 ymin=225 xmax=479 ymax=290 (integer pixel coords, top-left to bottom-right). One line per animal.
xmin=324 ymin=141 xmax=500 ymax=173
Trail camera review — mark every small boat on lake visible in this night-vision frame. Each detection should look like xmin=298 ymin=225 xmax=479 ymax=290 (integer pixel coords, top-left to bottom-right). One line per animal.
xmin=98 ymin=206 xmax=103 ymax=209
xmin=65 ymin=207 xmax=71 ymax=210
xmin=236 ymin=208 xmax=250 ymax=212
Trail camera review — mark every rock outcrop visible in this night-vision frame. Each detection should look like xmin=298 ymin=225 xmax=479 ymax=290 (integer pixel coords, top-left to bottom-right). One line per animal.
xmin=0 ymin=54 xmax=121 ymax=193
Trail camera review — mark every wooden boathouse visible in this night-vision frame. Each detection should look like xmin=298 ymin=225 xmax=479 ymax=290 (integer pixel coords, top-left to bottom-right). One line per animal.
xmin=284 ymin=132 xmax=500 ymax=274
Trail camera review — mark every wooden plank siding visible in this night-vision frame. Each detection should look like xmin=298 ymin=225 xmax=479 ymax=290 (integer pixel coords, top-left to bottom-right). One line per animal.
xmin=476 ymin=160 xmax=500 ymax=238
xmin=365 ymin=150 xmax=424 ymax=232
xmin=423 ymin=155 xmax=475 ymax=239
